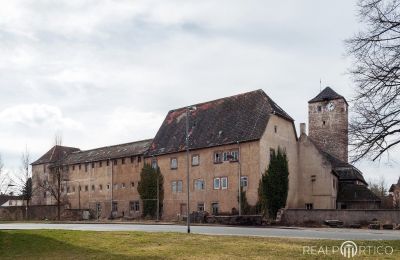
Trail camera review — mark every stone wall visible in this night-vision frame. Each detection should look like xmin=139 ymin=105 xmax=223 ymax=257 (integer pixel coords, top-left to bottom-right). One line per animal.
xmin=0 ymin=205 xmax=60 ymax=220
xmin=308 ymin=98 xmax=348 ymax=162
xmin=281 ymin=209 xmax=400 ymax=226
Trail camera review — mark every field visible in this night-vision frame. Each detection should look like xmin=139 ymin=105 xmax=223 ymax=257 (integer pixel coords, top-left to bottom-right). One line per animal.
xmin=0 ymin=229 xmax=398 ymax=259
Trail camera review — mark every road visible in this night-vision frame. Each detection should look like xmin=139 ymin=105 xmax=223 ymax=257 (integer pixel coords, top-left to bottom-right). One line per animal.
xmin=0 ymin=223 xmax=399 ymax=240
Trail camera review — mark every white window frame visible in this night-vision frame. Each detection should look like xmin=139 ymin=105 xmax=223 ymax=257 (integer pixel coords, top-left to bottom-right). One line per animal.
xmin=221 ymin=177 xmax=228 ymax=189
xmin=213 ymin=177 xmax=221 ymax=189
xmin=192 ymin=154 xmax=200 ymax=166
xmin=194 ymin=179 xmax=205 ymax=190
xmin=170 ymin=157 xmax=178 ymax=169
xmin=240 ymin=176 xmax=248 ymax=188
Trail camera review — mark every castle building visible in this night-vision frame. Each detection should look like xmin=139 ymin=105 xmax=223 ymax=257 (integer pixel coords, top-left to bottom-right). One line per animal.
xmin=31 ymin=87 xmax=380 ymax=219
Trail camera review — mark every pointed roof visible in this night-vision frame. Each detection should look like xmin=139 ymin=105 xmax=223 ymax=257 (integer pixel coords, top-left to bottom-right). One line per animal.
xmin=31 ymin=145 xmax=80 ymax=165
xmin=308 ymin=86 xmax=347 ymax=104
xmin=147 ymin=89 xmax=295 ymax=156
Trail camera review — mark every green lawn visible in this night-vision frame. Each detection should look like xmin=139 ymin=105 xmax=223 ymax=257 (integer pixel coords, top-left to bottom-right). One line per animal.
xmin=0 ymin=230 xmax=398 ymax=259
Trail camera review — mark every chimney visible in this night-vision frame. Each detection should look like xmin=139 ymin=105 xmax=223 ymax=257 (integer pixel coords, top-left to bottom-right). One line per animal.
xmin=300 ymin=123 xmax=306 ymax=136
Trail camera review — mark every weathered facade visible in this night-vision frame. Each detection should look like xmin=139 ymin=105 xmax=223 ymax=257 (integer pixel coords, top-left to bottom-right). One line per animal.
xmin=31 ymin=87 xmax=380 ymax=220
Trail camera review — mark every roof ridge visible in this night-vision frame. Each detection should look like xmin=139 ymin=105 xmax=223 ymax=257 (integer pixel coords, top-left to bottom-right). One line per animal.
xmin=72 ymin=139 xmax=153 ymax=154
xmin=168 ymin=89 xmax=264 ymax=113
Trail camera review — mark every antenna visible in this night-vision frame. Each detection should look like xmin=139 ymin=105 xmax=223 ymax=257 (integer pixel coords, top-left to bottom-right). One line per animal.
xmin=319 ymin=79 xmax=322 ymax=92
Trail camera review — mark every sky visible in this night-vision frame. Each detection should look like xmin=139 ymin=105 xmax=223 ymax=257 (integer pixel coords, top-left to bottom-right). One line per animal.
xmin=0 ymin=0 xmax=399 ymax=188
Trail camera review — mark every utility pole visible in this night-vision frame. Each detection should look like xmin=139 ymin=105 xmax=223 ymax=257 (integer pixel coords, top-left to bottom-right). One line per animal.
xmin=237 ymin=141 xmax=242 ymax=216
xmin=185 ymin=107 xmax=191 ymax=234
xmin=156 ymin=171 xmax=159 ymax=222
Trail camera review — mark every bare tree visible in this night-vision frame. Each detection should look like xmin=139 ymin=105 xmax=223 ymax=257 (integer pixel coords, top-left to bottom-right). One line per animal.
xmin=0 ymin=154 xmax=11 ymax=194
xmin=369 ymin=176 xmax=388 ymax=198
xmin=346 ymin=0 xmax=400 ymax=162
xmin=13 ymin=147 xmax=33 ymax=219
xmin=39 ymin=135 xmax=68 ymax=220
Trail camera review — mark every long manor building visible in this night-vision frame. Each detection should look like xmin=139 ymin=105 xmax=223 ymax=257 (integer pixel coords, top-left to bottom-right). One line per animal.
xmin=31 ymin=88 xmax=380 ymax=219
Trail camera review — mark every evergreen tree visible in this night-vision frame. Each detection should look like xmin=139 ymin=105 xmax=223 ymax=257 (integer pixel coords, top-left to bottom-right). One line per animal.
xmin=258 ymin=147 xmax=289 ymax=219
xmin=137 ymin=163 xmax=164 ymax=218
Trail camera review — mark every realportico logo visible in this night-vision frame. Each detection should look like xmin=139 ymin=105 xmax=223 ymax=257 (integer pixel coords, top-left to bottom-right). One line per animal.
xmin=303 ymin=240 xmax=393 ymax=258
xmin=340 ymin=241 xmax=357 ymax=258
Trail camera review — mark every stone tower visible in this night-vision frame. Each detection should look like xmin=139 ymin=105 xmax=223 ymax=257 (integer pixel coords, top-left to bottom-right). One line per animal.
xmin=308 ymin=87 xmax=348 ymax=162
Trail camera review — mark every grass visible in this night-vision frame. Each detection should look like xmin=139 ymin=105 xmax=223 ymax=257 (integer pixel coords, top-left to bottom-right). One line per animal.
xmin=0 ymin=230 xmax=399 ymax=259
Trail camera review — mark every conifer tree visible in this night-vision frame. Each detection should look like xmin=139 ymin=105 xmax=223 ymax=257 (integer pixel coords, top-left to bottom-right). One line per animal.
xmin=138 ymin=163 xmax=164 ymax=218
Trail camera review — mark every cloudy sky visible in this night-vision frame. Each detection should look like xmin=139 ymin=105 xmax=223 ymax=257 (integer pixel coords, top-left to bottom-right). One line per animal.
xmin=0 ymin=0 xmax=398 ymax=186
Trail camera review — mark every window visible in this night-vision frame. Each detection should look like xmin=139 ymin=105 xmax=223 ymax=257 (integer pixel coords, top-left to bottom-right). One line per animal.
xmin=67 ymin=186 xmax=70 ymax=193
xmin=323 ymin=120 xmax=326 ymax=126
xmin=99 ymin=184 xmax=103 ymax=191
xmin=172 ymin=180 xmax=183 ymax=193
xmin=92 ymin=162 xmax=95 ymax=168
xmin=72 ymin=186 xmax=76 ymax=192
xmin=79 ymin=164 xmax=81 ymax=170
xmin=197 ymin=202 xmax=205 ymax=212
xmin=317 ymin=106 xmax=322 ymax=112
xmin=112 ymin=202 xmax=118 ymax=212
xmin=223 ymin=152 xmax=229 ymax=161
xmin=213 ymin=178 xmax=220 ymax=189
xmin=122 ymin=158 xmax=125 ymax=164
xmin=305 ymin=203 xmax=313 ymax=210
xmin=99 ymin=161 xmax=102 ymax=167
xmin=113 ymin=159 xmax=117 ymax=165
xmin=151 ymin=158 xmax=158 ymax=169
xmin=107 ymin=184 xmax=110 ymax=190
xmin=194 ymin=179 xmax=205 ymax=190
xmin=274 ymin=125 xmax=278 ymax=133
xmin=270 ymin=148 xmax=275 ymax=160
xmin=122 ymin=183 xmax=125 ymax=189
xmin=79 ymin=186 xmax=82 ymax=191
xmin=211 ymin=202 xmax=219 ymax=215
xmin=130 ymin=156 xmax=134 ymax=163
xmin=131 ymin=182 xmax=135 ymax=188
xmin=72 ymin=165 xmax=75 ymax=171
xmin=91 ymin=185 xmax=95 ymax=191
xmin=170 ymin=158 xmax=178 ymax=169
xmin=192 ymin=154 xmax=199 ymax=166
xmin=85 ymin=185 xmax=88 ymax=191
xmin=106 ymin=160 xmax=110 ymax=166
xmin=229 ymin=150 xmax=239 ymax=161
xmin=138 ymin=156 xmax=142 ymax=163
xmin=130 ymin=201 xmax=140 ymax=212
xmin=85 ymin=164 xmax=88 ymax=172
xmin=214 ymin=151 xmax=222 ymax=163
xmin=221 ymin=177 xmax=228 ymax=189
xmin=240 ymin=176 xmax=248 ymax=188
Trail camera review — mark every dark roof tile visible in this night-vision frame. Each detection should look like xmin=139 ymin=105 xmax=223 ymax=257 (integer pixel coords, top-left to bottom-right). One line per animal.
xmin=308 ymin=87 xmax=346 ymax=103
xmin=337 ymin=183 xmax=381 ymax=202
xmin=147 ymin=89 xmax=294 ymax=156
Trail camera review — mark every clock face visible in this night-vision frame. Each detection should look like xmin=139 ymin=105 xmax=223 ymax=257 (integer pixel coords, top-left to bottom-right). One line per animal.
xmin=327 ymin=102 xmax=335 ymax=111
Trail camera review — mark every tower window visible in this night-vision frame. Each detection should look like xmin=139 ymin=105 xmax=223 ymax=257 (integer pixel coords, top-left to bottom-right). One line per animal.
xmin=317 ymin=106 xmax=322 ymax=112
xmin=323 ymin=121 xmax=326 ymax=126
xmin=274 ymin=125 xmax=278 ymax=133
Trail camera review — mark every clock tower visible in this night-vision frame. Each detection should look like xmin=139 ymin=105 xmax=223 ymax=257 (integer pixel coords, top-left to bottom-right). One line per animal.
xmin=308 ymin=87 xmax=348 ymax=162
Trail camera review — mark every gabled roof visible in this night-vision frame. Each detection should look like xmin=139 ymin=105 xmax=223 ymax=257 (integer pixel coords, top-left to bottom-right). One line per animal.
xmin=0 ymin=195 xmax=24 ymax=205
xmin=308 ymin=137 xmax=367 ymax=184
xmin=31 ymin=145 xmax=80 ymax=165
xmin=65 ymin=139 xmax=152 ymax=164
xmin=308 ymin=87 xmax=346 ymax=104
xmin=147 ymin=89 xmax=294 ymax=156
xmin=337 ymin=183 xmax=381 ymax=202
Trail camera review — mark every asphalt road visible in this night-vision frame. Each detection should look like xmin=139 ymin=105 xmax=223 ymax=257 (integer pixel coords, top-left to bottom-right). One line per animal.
xmin=0 ymin=223 xmax=399 ymax=240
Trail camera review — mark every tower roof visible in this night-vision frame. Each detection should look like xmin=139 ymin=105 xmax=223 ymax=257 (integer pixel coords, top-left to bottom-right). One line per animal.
xmin=308 ymin=87 xmax=346 ymax=104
